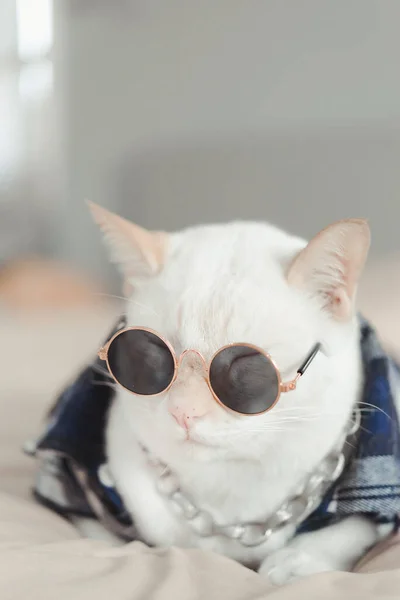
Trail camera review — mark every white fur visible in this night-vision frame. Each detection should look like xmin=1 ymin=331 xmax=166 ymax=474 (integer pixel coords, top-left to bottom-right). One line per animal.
xmin=89 ymin=214 xmax=382 ymax=584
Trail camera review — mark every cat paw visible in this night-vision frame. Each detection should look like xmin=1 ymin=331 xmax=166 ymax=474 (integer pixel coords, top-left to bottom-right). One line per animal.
xmin=259 ymin=547 xmax=334 ymax=586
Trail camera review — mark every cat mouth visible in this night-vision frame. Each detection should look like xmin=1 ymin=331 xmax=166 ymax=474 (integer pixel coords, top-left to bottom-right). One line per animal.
xmin=182 ymin=432 xmax=205 ymax=446
xmin=180 ymin=431 xmax=221 ymax=449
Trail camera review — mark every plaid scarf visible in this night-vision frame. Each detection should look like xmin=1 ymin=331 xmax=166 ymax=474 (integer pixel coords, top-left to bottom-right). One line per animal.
xmin=27 ymin=317 xmax=400 ymax=540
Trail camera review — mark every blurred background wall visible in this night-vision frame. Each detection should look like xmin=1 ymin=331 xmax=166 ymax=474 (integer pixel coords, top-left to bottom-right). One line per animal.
xmin=1 ymin=0 xmax=400 ymax=291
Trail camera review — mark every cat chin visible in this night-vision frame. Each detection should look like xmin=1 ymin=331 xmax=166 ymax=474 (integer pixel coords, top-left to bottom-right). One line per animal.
xmin=173 ymin=433 xmax=263 ymax=462
xmin=169 ymin=430 xmax=226 ymax=455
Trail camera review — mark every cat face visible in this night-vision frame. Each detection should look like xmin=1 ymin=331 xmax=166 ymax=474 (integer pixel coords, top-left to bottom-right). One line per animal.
xmin=90 ymin=203 xmax=370 ymax=458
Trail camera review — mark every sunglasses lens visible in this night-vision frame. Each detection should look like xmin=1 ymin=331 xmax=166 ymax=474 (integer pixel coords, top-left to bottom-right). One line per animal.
xmin=209 ymin=346 xmax=280 ymax=414
xmin=107 ymin=329 xmax=175 ymax=395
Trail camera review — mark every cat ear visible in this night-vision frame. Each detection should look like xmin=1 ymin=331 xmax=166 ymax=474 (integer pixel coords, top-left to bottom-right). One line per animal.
xmin=287 ymin=219 xmax=370 ymax=320
xmin=88 ymin=202 xmax=167 ymax=292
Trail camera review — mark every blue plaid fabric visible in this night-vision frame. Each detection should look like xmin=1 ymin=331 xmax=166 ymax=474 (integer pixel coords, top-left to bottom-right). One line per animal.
xmin=28 ymin=316 xmax=400 ymax=540
xmin=302 ymin=317 xmax=400 ymax=532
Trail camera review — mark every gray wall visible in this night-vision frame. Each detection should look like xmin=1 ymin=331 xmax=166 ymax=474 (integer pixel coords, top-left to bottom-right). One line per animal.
xmin=53 ymin=0 xmax=400 ymax=284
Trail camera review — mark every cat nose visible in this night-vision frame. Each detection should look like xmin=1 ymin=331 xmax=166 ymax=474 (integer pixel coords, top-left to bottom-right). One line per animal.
xmin=168 ymin=382 xmax=212 ymax=431
xmin=170 ymin=408 xmax=192 ymax=431
xmin=168 ymin=403 xmax=209 ymax=431
xmin=168 ymin=352 xmax=212 ymax=431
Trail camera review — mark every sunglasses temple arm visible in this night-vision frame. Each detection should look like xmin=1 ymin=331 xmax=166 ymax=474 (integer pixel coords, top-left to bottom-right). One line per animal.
xmin=297 ymin=342 xmax=321 ymax=376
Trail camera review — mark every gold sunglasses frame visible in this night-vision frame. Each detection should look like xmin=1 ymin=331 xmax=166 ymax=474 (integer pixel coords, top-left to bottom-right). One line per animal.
xmin=98 ymin=327 xmax=319 ymax=416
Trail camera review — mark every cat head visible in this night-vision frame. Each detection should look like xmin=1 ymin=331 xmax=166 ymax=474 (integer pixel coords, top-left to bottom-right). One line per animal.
xmin=90 ymin=203 xmax=370 ymax=459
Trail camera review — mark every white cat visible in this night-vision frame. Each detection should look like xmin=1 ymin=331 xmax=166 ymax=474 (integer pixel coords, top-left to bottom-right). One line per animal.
xmin=88 ymin=203 xmax=386 ymax=585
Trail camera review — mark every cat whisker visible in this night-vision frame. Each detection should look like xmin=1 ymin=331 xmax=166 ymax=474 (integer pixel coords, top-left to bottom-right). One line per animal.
xmin=344 ymin=439 xmax=356 ymax=450
xmin=272 ymin=416 xmax=324 ymax=423
xmin=272 ymin=406 xmax=321 ymax=413
xmin=93 ymin=292 xmax=126 ymax=302
xmin=358 ymin=401 xmax=392 ymax=421
xmin=93 ymin=293 xmax=161 ymax=317
xmin=208 ymin=425 xmax=298 ymax=438
xmin=359 ymin=424 xmax=373 ymax=436
xmin=91 ymin=380 xmax=116 ymax=390
xmin=206 ymin=410 xmax=360 ymax=439
xmin=92 ymin=363 xmax=114 ymax=379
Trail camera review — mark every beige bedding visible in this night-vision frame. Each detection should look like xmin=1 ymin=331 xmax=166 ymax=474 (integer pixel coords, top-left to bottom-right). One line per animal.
xmin=0 ymin=280 xmax=399 ymax=599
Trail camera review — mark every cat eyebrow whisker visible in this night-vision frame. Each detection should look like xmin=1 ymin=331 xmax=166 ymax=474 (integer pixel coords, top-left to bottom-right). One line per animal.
xmin=126 ymin=300 xmax=161 ymax=317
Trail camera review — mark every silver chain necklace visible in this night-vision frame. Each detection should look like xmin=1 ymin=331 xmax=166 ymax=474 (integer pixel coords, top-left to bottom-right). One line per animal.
xmin=139 ymin=409 xmax=361 ymax=547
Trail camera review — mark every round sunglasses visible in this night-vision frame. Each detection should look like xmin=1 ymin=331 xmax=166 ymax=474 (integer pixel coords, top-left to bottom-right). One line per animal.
xmin=98 ymin=327 xmax=320 ymax=416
